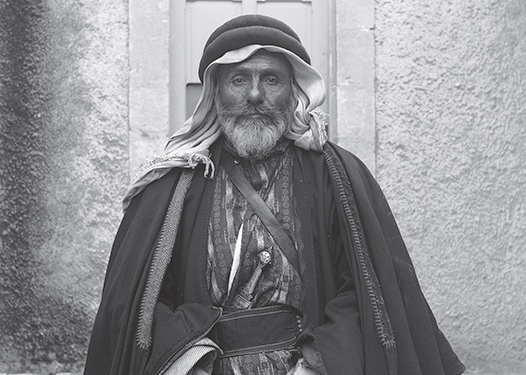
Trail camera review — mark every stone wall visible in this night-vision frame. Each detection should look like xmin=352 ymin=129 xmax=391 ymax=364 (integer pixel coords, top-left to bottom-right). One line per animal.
xmin=0 ymin=0 xmax=128 ymax=372
xmin=374 ymin=0 xmax=526 ymax=372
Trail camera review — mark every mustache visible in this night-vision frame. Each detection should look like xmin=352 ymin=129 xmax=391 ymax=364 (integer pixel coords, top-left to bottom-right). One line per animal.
xmin=214 ymin=90 xmax=297 ymax=120
xmin=217 ymin=102 xmax=277 ymax=118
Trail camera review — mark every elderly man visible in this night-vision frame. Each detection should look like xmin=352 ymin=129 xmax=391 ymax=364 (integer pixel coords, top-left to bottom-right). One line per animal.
xmin=85 ymin=15 xmax=464 ymax=375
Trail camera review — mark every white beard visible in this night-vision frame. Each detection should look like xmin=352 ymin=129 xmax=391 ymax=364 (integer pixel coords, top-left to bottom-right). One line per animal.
xmin=215 ymin=95 xmax=296 ymax=160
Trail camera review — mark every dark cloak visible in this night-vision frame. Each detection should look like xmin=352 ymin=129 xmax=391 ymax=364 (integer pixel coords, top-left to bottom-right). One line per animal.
xmin=84 ymin=141 xmax=465 ymax=375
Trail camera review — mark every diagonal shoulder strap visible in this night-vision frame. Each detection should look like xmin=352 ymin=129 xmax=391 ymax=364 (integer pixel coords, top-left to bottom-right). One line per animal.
xmin=222 ymin=152 xmax=300 ymax=274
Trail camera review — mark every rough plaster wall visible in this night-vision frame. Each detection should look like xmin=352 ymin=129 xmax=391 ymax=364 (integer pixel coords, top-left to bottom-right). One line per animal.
xmin=0 ymin=0 xmax=128 ymax=372
xmin=375 ymin=0 xmax=526 ymax=372
xmin=129 ymin=0 xmax=170 ymax=177
xmin=335 ymin=0 xmax=376 ymax=172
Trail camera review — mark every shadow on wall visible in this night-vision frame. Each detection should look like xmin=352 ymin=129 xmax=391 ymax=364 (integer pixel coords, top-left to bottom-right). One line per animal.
xmin=0 ymin=0 xmax=129 ymax=373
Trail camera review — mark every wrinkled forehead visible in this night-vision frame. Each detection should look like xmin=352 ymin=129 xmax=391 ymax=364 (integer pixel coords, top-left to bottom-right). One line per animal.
xmin=216 ymin=50 xmax=293 ymax=80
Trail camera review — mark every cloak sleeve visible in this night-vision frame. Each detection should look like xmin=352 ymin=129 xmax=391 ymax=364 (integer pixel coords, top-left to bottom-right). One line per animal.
xmin=85 ymin=170 xmax=183 ymax=374
xmin=306 ymin=232 xmax=363 ymax=375
xmin=325 ymin=142 xmax=465 ymax=375
xmin=294 ymin=148 xmax=363 ymax=375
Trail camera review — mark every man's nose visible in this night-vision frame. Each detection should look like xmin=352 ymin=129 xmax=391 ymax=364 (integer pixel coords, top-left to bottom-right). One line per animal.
xmin=246 ymin=80 xmax=264 ymax=105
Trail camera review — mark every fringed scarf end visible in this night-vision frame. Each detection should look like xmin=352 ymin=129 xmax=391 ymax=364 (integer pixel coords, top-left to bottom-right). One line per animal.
xmin=139 ymin=152 xmax=215 ymax=179
xmin=309 ymin=109 xmax=329 ymax=150
xmin=186 ymin=153 xmax=215 ymax=178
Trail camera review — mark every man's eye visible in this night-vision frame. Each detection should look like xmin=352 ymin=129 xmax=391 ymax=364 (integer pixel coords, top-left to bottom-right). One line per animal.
xmin=265 ymin=77 xmax=279 ymax=85
xmin=232 ymin=77 xmax=246 ymax=85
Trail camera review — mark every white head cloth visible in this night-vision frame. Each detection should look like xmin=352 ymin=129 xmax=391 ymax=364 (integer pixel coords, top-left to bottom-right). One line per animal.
xmin=123 ymin=44 xmax=327 ymax=210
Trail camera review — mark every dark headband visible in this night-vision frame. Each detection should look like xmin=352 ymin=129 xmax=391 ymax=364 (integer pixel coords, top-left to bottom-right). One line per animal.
xmin=198 ymin=14 xmax=311 ymax=82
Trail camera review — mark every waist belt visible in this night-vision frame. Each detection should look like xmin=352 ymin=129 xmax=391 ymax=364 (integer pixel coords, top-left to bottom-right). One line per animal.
xmin=209 ymin=305 xmax=303 ymax=359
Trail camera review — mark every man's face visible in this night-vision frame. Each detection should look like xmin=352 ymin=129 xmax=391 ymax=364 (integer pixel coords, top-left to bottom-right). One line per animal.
xmin=215 ymin=51 xmax=296 ymax=160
